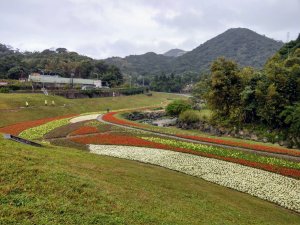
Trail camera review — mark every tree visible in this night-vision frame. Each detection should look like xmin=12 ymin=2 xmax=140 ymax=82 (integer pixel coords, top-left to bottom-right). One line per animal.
xmin=207 ymin=57 xmax=242 ymax=119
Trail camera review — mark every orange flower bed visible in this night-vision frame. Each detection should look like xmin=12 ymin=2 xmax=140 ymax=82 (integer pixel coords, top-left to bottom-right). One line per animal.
xmin=102 ymin=111 xmax=300 ymax=157
xmin=70 ymin=133 xmax=179 ymax=150
xmin=70 ymin=133 xmax=300 ymax=179
xmin=69 ymin=126 xmax=99 ymax=136
xmin=176 ymin=134 xmax=300 ymax=157
xmin=102 ymin=112 xmax=145 ymax=128
xmin=0 ymin=114 xmax=78 ymax=135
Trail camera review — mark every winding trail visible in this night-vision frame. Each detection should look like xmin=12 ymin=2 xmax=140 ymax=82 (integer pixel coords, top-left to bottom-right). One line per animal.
xmin=96 ymin=114 xmax=300 ymax=162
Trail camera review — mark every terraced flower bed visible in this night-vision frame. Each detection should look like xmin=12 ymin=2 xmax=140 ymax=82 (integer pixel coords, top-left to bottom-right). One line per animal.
xmin=176 ymin=134 xmax=300 ymax=157
xmin=102 ymin=112 xmax=145 ymax=128
xmin=66 ymin=120 xmax=300 ymax=179
xmin=0 ymin=114 xmax=78 ymax=135
xmin=69 ymin=126 xmax=99 ymax=136
xmin=70 ymin=133 xmax=185 ymax=152
xmin=102 ymin=111 xmax=299 ymax=157
xmin=142 ymin=137 xmax=300 ymax=179
xmin=19 ymin=118 xmax=71 ymax=140
xmin=89 ymin=145 xmax=300 ymax=213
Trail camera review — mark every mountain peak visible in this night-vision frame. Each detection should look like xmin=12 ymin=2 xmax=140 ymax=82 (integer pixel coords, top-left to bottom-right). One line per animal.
xmin=163 ymin=49 xmax=187 ymax=57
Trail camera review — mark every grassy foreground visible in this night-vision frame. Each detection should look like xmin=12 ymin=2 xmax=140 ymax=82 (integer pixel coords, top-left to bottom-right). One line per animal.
xmin=0 ymin=92 xmax=183 ymax=127
xmin=0 ymin=137 xmax=299 ymax=225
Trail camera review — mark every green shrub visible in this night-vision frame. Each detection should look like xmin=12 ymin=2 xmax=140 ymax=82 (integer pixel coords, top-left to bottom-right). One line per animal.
xmin=0 ymin=87 xmax=9 ymax=93
xmin=166 ymin=100 xmax=191 ymax=116
xmin=179 ymin=110 xmax=201 ymax=124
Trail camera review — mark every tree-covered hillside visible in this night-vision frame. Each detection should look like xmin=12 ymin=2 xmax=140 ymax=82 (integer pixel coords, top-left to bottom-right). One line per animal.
xmin=195 ymin=34 xmax=300 ymax=147
xmin=0 ymin=46 xmax=123 ymax=87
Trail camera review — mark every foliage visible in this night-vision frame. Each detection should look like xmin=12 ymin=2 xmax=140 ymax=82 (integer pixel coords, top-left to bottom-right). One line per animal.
xmin=178 ymin=110 xmax=202 ymax=124
xmin=0 ymin=87 xmax=9 ymax=93
xmin=0 ymin=45 xmax=124 ymax=87
xmin=150 ymin=71 xmax=200 ymax=93
xmin=280 ymin=103 xmax=300 ymax=143
xmin=166 ymin=100 xmax=192 ymax=116
xmin=193 ymin=36 xmax=300 ymax=146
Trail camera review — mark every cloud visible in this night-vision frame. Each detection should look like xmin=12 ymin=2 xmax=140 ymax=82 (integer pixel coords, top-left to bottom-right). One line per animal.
xmin=0 ymin=0 xmax=299 ymax=58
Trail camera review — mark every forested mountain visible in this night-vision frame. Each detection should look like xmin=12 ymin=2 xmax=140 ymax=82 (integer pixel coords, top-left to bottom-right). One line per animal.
xmin=163 ymin=49 xmax=187 ymax=57
xmin=105 ymin=28 xmax=283 ymax=76
xmin=0 ymin=46 xmax=123 ymax=86
xmin=195 ymin=34 xmax=300 ymax=146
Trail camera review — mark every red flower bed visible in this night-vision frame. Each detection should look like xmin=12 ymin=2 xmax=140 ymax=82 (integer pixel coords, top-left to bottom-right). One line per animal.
xmin=70 ymin=133 xmax=300 ymax=179
xmin=102 ymin=111 xmax=300 ymax=157
xmin=103 ymin=111 xmax=300 ymax=157
xmin=176 ymin=134 xmax=300 ymax=157
xmin=102 ymin=112 xmax=145 ymax=128
xmin=70 ymin=133 xmax=178 ymax=150
xmin=0 ymin=114 xmax=78 ymax=135
xmin=69 ymin=126 xmax=99 ymax=136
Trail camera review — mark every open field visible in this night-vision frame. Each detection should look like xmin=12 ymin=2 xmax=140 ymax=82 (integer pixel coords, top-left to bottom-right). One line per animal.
xmin=0 ymin=92 xmax=184 ymax=127
xmin=0 ymin=93 xmax=300 ymax=224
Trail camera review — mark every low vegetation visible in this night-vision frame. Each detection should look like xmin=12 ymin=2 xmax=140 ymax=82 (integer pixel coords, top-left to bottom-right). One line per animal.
xmin=165 ymin=99 xmax=191 ymax=116
xmin=1 ymin=137 xmax=300 ymax=224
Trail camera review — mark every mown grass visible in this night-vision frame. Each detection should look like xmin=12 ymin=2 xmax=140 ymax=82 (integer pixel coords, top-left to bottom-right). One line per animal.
xmin=0 ymin=137 xmax=300 ymax=225
xmin=0 ymin=92 xmax=184 ymax=127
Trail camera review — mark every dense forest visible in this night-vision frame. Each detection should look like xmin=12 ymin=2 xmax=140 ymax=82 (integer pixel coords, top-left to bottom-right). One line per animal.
xmin=0 ymin=45 xmax=123 ymax=87
xmin=193 ymin=34 xmax=300 ymax=147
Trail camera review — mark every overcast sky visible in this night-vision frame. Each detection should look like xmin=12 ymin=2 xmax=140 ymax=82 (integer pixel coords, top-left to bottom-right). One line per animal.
xmin=0 ymin=0 xmax=299 ymax=59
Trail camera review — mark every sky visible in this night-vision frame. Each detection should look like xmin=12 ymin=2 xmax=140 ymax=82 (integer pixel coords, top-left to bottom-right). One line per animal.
xmin=0 ymin=0 xmax=299 ymax=59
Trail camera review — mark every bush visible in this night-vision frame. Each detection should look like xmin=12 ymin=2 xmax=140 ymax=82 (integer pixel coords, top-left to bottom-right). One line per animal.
xmin=179 ymin=110 xmax=201 ymax=124
xmin=166 ymin=100 xmax=191 ymax=116
xmin=0 ymin=87 xmax=9 ymax=93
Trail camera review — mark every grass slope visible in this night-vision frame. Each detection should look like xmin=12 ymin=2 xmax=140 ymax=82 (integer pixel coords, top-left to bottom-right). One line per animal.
xmin=0 ymin=92 xmax=182 ymax=127
xmin=0 ymin=137 xmax=299 ymax=224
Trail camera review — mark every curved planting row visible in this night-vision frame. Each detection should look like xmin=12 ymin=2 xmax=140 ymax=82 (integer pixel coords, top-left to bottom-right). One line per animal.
xmin=69 ymin=132 xmax=300 ymax=179
xmin=176 ymin=134 xmax=300 ymax=157
xmin=69 ymin=126 xmax=99 ymax=136
xmin=0 ymin=114 xmax=78 ymax=135
xmin=89 ymin=145 xmax=300 ymax=213
xmin=102 ymin=111 xmax=300 ymax=157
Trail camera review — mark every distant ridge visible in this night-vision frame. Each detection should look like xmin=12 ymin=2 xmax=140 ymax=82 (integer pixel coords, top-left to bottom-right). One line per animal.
xmin=104 ymin=28 xmax=284 ymax=76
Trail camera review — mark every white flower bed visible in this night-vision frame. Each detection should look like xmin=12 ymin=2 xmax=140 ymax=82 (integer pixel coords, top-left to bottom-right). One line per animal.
xmin=70 ymin=114 xmax=101 ymax=123
xmin=89 ymin=144 xmax=300 ymax=212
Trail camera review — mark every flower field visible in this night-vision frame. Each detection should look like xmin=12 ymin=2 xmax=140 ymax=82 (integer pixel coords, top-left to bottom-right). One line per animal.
xmin=102 ymin=111 xmax=300 ymax=157
xmin=177 ymin=134 xmax=300 ymax=157
xmin=0 ymin=114 xmax=78 ymax=135
xmin=70 ymin=133 xmax=186 ymax=151
xmin=19 ymin=118 xmax=71 ymax=140
xmin=69 ymin=126 xmax=99 ymax=136
xmin=89 ymin=144 xmax=300 ymax=213
xmin=102 ymin=112 xmax=145 ymax=128
xmin=66 ymin=119 xmax=300 ymax=179
xmin=142 ymin=137 xmax=300 ymax=178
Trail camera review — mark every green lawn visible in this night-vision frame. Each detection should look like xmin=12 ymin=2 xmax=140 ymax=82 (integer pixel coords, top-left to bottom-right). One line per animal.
xmin=0 ymin=92 xmax=184 ymax=127
xmin=1 ymin=137 xmax=299 ymax=225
